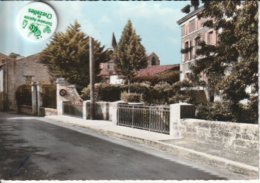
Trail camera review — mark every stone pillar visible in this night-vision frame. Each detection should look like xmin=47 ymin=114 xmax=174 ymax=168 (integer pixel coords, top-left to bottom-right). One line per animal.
xmin=36 ymin=84 xmax=42 ymax=116
xmin=170 ymin=103 xmax=195 ymax=139
xmin=31 ymin=82 xmax=37 ymax=115
xmin=56 ymin=78 xmax=66 ymax=116
xmin=111 ymin=101 xmax=126 ymax=125
xmin=83 ymin=100 xmax=91 ymax=119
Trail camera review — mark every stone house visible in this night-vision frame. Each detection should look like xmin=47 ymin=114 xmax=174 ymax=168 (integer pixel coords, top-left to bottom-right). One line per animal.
xmin=0 ymin=52 xmax=52 ymax=111
xmin=177 ymin=6 xmax=217 ymax=101
xmin=177 ymin=6 xmax=217 ymax=82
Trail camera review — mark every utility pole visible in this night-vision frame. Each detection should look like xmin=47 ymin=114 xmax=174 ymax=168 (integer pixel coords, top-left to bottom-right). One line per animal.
xmin=89 ymin=36 xmax=95 ymax=119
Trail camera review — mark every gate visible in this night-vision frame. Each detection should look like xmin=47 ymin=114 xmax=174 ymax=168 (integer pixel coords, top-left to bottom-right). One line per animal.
xmin=118 ymin=104 xmax=170 ymax=134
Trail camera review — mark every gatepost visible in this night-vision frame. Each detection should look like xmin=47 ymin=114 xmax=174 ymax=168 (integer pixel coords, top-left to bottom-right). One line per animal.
xmin=56 ymin=78 xmax=66 ymax=115
xmin=31 ymin=82 xmax=37 ymax=115
xmin=170 ymin=103 xmax=195 ymax=139
xmin=111 ymin=101 xmax=126 ymax=125
xmin=83 ymin=100 xmax=91 ymax=119
xmin=31 ymin=82 xmax=42 ymax=116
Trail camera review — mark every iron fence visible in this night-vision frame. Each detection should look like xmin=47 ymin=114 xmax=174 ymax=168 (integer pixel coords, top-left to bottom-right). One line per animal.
xmin=63 ymin=101 xmax=83 ymax=118
xmin=118 ymin=104 xmax=170 ymax=134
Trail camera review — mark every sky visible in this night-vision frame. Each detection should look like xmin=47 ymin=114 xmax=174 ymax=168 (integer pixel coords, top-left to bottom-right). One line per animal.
xmin=0 ymin=1 xmax=187 ymax=65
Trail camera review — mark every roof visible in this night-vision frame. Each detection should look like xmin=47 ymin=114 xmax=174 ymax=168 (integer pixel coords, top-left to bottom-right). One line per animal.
xmin=177 ymin=6 xmax=204 ymax=25
xmin=147 ymin=52 xmax=159 ymax=60
xmin=0 ymin=52 xmax=9 ymax=59
xmin=0 ymin=53 xmax=9 ymax=66
xmin=16 ymin=53 xmax=40 ymax=62
xmin=136 ymin=64 xmax=179 ymax=77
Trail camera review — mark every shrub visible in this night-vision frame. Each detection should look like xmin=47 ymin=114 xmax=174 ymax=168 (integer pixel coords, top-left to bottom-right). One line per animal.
xmin=121 ymin=92 xmax=142 ymax=103
xmin=81 ymin=84 xmax=122 ymax=101
xmin=196 ymin=102 xmax=235 ymax=121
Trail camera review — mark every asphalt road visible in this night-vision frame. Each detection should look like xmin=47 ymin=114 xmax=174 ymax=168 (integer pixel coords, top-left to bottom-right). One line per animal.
xmin=0 ymin=112 xmax=224 ymax=180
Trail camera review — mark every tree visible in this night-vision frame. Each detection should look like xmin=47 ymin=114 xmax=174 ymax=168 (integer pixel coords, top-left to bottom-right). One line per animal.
xmin=114 ymin=20 xmax=147 ymax=93
xmin=40 ymin=22 xmax=110 ymax=88
xmin=186 ymin=0 xmax=258 ymax=122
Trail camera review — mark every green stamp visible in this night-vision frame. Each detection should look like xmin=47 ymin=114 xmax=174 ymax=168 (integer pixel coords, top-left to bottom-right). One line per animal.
xmin=18 ymin=2 xmax=57 ymax=42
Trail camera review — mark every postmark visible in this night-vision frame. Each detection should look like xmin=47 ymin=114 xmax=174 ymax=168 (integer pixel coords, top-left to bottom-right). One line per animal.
xmin=18 ymin=2 xmax=57 ymax=42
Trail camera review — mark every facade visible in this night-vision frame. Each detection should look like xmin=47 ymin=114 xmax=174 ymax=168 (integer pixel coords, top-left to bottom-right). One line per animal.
xmin=0 ymin=53 xmax=52 ymax=111
xmin=177 ymin=6 xmax=217 ymax=83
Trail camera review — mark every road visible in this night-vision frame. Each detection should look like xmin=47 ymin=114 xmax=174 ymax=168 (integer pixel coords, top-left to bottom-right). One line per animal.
xmin=0 ymin=112 xmax=224 ymax=180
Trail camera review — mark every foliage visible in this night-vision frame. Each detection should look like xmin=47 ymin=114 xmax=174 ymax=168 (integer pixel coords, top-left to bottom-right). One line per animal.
xmin=81 ymin=84 xmax=122 ymax=102
xmin=134 ymin=70 xmax=180 ymax=85
xmin=181 ymin=5 xmax=191 ymax=14
xmin=40 ymin=21 xmax=110 ymax=88
xmin=81 ymin=82 xmax=194 ymax=105
xmin=184 ymin=0 xmax=258 ymax=123
xmin=196 ymin=102 xmax=235 ymax=122
xmin=121 ymin=92 xmax=143 ymax=103
xmin=113 ymin=20 xmax=147 ymax=92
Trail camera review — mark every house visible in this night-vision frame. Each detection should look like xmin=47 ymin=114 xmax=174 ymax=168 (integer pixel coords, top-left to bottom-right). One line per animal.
xmin=177 ymin=6 xmax=217 ymax=101
xmin=177 ymin=6 xmax=217 ymax=82
xmin=0 ymin=53 xmax=52 ymax=111
xmin=0 ymin=53 xmax=10 ymax=111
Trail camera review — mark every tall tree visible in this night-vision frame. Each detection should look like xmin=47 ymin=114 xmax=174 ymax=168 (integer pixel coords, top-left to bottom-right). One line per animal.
xmin=188 ymin=0 xmax=258 ymax=122
xmin=40 ymin=22 xmax=110 ymax=88
xmin=114 ymin=20 xmax=147 ymax=92
xmin=219 ymin=1 xmax=258 ymax=120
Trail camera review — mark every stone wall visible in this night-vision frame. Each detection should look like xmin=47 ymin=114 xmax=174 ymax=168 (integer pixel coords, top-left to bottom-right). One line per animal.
xmin=40 ymin=107 xmax=57 ymax=116
xmin=180 ymin=119 xmax=259 ymax=153
xmin=84 ymin=101 xmax=112 ymax=120
xmin=6 ymin=54 xmax=52 ymax=110
xmin=19 ymin=105 xmax=33 ymax=115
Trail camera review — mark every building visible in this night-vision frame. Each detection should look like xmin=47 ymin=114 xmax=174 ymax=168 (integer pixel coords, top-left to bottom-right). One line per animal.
xmin=0 ymin=53 xmax=52 ymax=111
xmin=177 ymin=6 xmax=217 ymax=102
xmin=99 ymin=33 xmax=160 ymax=85
xmin=177 ymin=6 xmax=217 ymax=83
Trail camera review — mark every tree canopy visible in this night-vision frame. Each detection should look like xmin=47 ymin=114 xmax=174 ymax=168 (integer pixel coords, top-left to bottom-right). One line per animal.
xmin=183 ymin=0 xmax=258 ymax=122
xmin=113 ymin=20 xmax=147 ymax=91
xmin=40 ymin=22 xmax=110 ymax=88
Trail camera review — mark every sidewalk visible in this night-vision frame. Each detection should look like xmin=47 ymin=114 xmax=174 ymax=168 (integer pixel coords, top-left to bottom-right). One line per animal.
xmin=42 ymin=115 xmax=258 ymax=180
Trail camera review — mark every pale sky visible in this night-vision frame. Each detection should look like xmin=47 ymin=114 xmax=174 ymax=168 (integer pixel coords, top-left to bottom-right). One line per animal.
xmin=0 ymin=1 xmax=188 ymax=65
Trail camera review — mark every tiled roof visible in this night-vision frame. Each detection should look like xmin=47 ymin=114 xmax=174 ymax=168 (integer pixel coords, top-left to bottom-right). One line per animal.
xmin=136 ymin=64 xmax=179 ymax=77
xmin=177 ymin=6 xmax=204 ymax=25
xmin=0 ymin=53 xmax=9 ymax=66
xmin=16 ymin=53 xmax=39 ymax=62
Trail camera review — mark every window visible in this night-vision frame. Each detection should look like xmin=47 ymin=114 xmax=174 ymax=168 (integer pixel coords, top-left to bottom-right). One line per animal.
xmin=189 ymin=19 xmax=196 ymax=33
xmin=207 ymin=31 xmax=214 ymax=45
xmin=151 ymin=57 xmax=157 ymax=65
xmin=189 ymin=40 xmax=193 ymax=60
xmin=184 ymin=41 xmax=189 ymax=61
xmin=194 ymin=36 xmax=201 ymax=58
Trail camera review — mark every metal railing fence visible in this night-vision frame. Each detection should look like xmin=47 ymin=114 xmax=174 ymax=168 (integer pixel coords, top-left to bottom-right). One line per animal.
xmin=118 ymin=104 xmax=170 ymax=134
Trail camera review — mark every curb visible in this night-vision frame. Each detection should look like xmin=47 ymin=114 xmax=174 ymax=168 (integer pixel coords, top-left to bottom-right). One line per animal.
xmin=43 ymin=116 xmax=258 ymax=179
